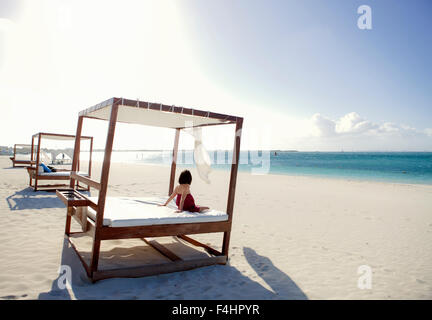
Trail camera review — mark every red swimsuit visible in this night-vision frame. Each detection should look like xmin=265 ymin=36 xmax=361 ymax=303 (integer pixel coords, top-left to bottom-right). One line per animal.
xmin=176 ymin=193 xmax=200 ymax=212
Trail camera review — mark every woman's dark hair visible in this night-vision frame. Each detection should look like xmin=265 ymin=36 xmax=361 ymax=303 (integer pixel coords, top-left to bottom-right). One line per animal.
xmin=179 ymin=170 xmax=192 ymax=185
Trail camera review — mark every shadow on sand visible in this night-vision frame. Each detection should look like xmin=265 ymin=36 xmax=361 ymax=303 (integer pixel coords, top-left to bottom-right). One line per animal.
xmin=6 ymin=188 xmax=64 ymax=211
xmin=38 ymin=239 xmax=307 ymax=300
xmin=243 ymin=247 xmax=308 ymax=299
xmin=5 ymin=188 xmax=91 ymax=211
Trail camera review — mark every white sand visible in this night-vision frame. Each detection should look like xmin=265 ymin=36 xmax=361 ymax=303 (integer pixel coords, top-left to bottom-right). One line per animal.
xmin=0 ymin=155 xmax=431 ymax=300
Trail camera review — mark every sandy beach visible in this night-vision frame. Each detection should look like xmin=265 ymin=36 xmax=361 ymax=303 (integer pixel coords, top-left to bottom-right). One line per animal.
xmin=0 ymin=155 xmax=431 ymax=300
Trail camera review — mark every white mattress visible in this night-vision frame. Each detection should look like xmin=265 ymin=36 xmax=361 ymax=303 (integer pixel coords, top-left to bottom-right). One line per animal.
xmin=38 ymin=171 xmax=88 ymax=177
xmin=86 ymin=196 xmax=228 ymax=227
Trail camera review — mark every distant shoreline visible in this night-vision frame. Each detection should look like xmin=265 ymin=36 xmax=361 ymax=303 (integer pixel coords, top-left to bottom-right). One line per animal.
xmin=2 ymin=148 xmax=432 ymax=155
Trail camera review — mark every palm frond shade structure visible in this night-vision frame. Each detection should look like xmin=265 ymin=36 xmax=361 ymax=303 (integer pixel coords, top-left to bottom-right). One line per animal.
xmin=9 ymin=144 xmax=35 ymax=167
xmin=58 ymin=97 xmax=243 ymax=282
xmin=27 ymin=132 xmax=93 ymax=191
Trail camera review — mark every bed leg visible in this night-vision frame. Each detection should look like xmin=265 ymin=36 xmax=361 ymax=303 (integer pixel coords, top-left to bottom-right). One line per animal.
xmin=90 ymin=238 xmax=101 ymax=274
xmin=222 ymin=231 xmax=231 ymax=256
xmin=65 ymin=208 xmax=72 ymax=236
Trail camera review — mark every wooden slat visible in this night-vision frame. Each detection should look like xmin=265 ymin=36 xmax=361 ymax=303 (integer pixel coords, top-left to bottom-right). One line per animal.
xmin=177 ymin=235 xmax=223 ymax=256
xmin=92 ymin=255 xmax=227 ymax=281
xmin=10 ymin=160 xmax=34 ymax=166
xmin=141 ymin=238 xmax=182 ymax=261
xmin=56 ymin=189 xmax=90 ymax=207
xmin=34 ymin=175 xmax=71 ymax=181
xmin=99 ymin=220 xmax=231 ymax=240
xmin=71 ymin=172 xmax=101 ymax=190
xmin=33 ymin=132 xmax=92 ymax=140
xmin=32 ymin=184 xmax=70 ymax=191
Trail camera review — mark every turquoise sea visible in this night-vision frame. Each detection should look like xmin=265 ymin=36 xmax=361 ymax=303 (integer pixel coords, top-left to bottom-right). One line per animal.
xmin=89 ymin=151 xmax=432 ymax=185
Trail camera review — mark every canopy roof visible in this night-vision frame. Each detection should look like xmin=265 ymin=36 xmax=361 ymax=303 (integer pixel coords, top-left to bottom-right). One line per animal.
xmin=56 ymin=152 xmax=72 ymax=160
xmin=79 ymin=97 xmax=242 ymax=129
xmin=32 ymin=132 xmax=93 ymax=140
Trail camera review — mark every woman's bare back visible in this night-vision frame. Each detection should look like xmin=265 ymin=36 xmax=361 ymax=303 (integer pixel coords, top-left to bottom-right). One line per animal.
xmin=175 ymin=184 xmax=190 ymax=195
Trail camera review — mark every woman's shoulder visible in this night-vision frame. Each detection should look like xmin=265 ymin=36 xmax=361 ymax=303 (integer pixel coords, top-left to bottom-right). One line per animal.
xmin=176 ymin=184 xmax=190 ymax=194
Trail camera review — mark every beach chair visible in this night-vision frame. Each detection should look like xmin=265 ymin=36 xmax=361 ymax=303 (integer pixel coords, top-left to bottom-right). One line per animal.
xmin=57 ymin=97 xmax=243 ymax=282
xmin=27 ymin=132 xmax=93 ymax=191
xmin=9 ymin=144 xmax=35 ymax=167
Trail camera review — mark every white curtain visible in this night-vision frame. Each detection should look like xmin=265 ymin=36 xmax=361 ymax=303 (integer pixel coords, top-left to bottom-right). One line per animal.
xmin=40 ymin=150 xmax=52 ymax=164
xmin=187 ymin=127 xmax=212 ymax=184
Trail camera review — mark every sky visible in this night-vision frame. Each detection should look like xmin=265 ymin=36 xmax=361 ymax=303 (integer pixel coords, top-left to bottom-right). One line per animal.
xmin=0 ymin=0 xmax=431 ymax=151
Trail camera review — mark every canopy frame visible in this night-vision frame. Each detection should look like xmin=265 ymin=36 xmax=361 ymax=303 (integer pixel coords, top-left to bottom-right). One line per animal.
xmin=27 ymin=132 xmax=93 ymax=191
xmin=62 ymin=97 xmax=243 ymax=282
xmin=9 ymin=143 xmax=35 ymax=167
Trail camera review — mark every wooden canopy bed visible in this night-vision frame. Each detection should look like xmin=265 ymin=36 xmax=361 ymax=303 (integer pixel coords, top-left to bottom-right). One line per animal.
xmin=27 ymin=132 xmax=93 ymax=191
xmin=57 ymin=97 xmax=243 ymax=282
xmin=9 ymin=144 xmax=35 ymax=167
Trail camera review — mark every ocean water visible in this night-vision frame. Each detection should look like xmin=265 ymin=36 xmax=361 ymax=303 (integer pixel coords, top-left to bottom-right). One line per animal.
xmin=86 ymin=151 xmax=432 ymax=185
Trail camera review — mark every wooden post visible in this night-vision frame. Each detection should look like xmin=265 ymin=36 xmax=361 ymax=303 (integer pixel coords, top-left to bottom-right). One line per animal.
xmin=70 ymin=116 xmax=84 ymax=189
xmin=90 ymin=100 xmax=119 ymax=273
xmin=169 ymin=128 xmax=180 ymax=195
xmin=29 ymin=138 xmax=35 ymax=186
xmin=65 ymin=117 xmax=84 ymax=235
xmin=34 ymin=133 xmax=42 ymax=191
xmin=222 ymin=118 xmax=243 ymax=255
xmin=88 ymin=137 xmax=93 ymax=178
xmin=13 ymin=144 xmax=16 ymax=167
xmin=30 ymin=138 xmax=34 ymax=162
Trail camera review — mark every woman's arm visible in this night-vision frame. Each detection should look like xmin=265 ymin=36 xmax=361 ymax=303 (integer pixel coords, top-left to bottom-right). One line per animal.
xmin=161 ymin=187 xmax=177 ymax=206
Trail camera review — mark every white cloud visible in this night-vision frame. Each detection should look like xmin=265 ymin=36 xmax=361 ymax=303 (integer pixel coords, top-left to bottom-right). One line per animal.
xmin=308 ymin=112 xmax=432 ymax=151
xmin=335 ymin=112 xmax=378 ymax=134
xmin=311 ymin=113 xmax=336 ymax=137
xmin=311 ymin=112 xmax=428 ymax=138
